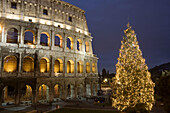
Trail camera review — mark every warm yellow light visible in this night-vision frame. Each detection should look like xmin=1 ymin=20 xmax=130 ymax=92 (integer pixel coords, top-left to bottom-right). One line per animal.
xmin=54 ymin=59 xmax=63 ymax=73
xmin=86 ymin=62 xmax=90 ymax=73
xmin=85 ymin=41 xmax=90 ymax=52
xmin=67 ymin=60 xmax=74 ymax=73
xmin=111 ymin=23 xmax=155 ymax=112
xmin=104 ymin=78 xmax=108 ymax=83
xmin=30 ymin=45 xmax=36 ymax=48
xmin=77 ymin=61 xmax=83 ymax=73
xmin=4 ymin=56 xmax=17 ymax=72
xmin=39 ymin=84 xmax=48 ymax=99
xmin=92 ymin=63 xmax=96 ymax=73
xmin=40 ymin=58 xmax=50 ymax=73
xmin=0 ymin=25 xmax=1 ymax=32
xmin=23 ymin=57 xmax=34 ymax=72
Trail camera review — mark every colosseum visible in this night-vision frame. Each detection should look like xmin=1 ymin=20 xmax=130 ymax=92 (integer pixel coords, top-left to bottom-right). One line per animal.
xmin=0 ymin=0 xmax=98 ymax=106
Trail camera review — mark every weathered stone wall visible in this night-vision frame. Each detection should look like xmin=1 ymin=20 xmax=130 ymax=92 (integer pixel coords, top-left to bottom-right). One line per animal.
xmin=0 ymin=0 xmax=99 ymax=105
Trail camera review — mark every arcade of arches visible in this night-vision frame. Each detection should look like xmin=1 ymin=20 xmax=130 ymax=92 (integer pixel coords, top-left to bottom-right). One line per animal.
xmin=0 ymin=78 xmax=98 ymax=105
xmin=3 ymin=56 xmax=96 ymax=74
xmin=5 ymin=27 xmax=92 ymax=54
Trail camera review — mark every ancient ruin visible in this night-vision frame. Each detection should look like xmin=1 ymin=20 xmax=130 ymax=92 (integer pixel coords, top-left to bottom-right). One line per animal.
xmin=0 ymin=0 xmax=98 ymax=105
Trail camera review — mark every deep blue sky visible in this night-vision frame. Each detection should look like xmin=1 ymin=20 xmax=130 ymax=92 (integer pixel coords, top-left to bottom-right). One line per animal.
xmin=64 ymin=0 xmax=170 ymax=73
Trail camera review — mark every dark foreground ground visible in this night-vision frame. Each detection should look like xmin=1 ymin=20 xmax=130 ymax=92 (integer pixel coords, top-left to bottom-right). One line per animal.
xmin=0 ymin=100 xmax=166 ymax=113
xmin=49 ymin=108 xmax=119 ymax=113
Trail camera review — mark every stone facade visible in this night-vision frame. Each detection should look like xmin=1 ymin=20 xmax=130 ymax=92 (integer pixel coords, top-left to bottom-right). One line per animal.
xmin=0 ymin=0 xmax=98 ymax=105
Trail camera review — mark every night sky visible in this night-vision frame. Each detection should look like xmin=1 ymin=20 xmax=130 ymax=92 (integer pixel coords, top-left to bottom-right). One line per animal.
xmin=64 ymin=0 xmax=170 ymax=73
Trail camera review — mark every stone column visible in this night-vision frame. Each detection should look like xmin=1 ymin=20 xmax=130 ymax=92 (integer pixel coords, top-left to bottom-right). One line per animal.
xmin=18 ymin=52 xmax=22 ymax=77
xmin=75 ymin=58 xmax=77 ymax=77
xmin=95 ymin=83 xmax=98 ymax=96
xmin=46 ymin=87 xmax=49 ymax=102
xmin=0 ymin=87 xmax=3 ymax=106
xmin=0 ymin=52 xmax=2 ymax=74
xmin=51 ymin=1 xmax=54 ymax=22
xmin=37 ymin=0 xmax=40 ymax=19
xmin=50 ymin=56 xmax=54 ymax=77
xmin=90 ymin=82 xmax=93 ymax=96
xmin=61 ymin=81 xmax=66 ymax=100
xmin=61 ymin=33 xmax=65 ymax=50
xmin=82 ymin=38 xmax=85 ymax=53
xmin=2 ymin=0 xmax=6 ymax=15
xmin=51 ymin=30 xmax=55 ymax=49
xmin=64 ymin=57 xmax=67 ymax=77
xmin=64 ymin=33 xmax=67 ymax=52
xmin=34 ymin=51 xmax=39 ymax=77
xmin=90 ymin=41 xmax=93 ymax=54
xmin=32 ymin=87 xmax=38 ymax=107
xmin=74 ymin=37 xmax=77 ymax=52
xmin=20 ymin=26 xmax=24 ymax=45
xmin=63 ymin=56 xmax=66 ymax=77
xmin=20 ymin=0 xmax=24 ymax=19
xmin=83 ymin=60 xmax=86 ymax=77
xmin=74 ymin=82 xmax=77 ymax=99
xmin=1 ymin=25 xmax=5 ymax=43
xmin=37 ymin=29 xmax=41 ymax=46
xmin=49 ymin=86 xmax=54 ymax=104
xmin=15 ymin=85 xmax=20 ymax=105
xmin=83 ymin=83 xmax=86 ymax=97
xmin=0 ymin=55 xmax=4 ymax=77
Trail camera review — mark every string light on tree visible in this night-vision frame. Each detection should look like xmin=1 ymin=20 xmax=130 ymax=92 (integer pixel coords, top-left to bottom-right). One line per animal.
xmin=111 ymin=23 xmax=155 ymax=112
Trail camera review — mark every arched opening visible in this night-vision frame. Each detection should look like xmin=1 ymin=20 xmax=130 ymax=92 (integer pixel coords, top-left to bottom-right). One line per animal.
xmin=77 ymin=39 xmax=82 ymax=51
xmin=77 ymin=84 xmax=83 ymax=99
xmin=86 ymin=62 xmax=90 ymax=73
xmin=86 ymin=84 xmax=91 ymax=97
xmin=40 ymin=32 xmax=50 ymax=46
xmin=23 ymin=56 xmax=34 ymax=72
xmin=54 ymin=84 xmax=62 ymax=98
xmin=20 ymin=85 xmax=32 ymax=103
xmin=85 ymin=41 xmax=90 ymax=52
xmin=4 ymin=56 xmax=17 ymax=72
xmin=40 ymin=58 xmax=50 ymax=73
xmin=54 ymin=59 xmax=63 ymax=73
xmin=67 ymin=84 xmax=74 ymax=99
xmin=67 ymin=60 xmax=74 ymax=73
xmin=38 ymin=84 xmax=49 ymax=102
xmin=2 ymin=86 xmax=15 ymax=104
xmin=7 ymin=28 xmax=18 ymax=43
xmin=92 ymin=63 xmax=96 ymax=73
xmin=67 ymin=37 xmax=73 ymax=50
xmin=77 ymin=61 xmax=83 ymax=73
xmin=55 ymin=34 xmax=63 ymax=47
xmin=24 ymin=30 xmax=35 ymax=45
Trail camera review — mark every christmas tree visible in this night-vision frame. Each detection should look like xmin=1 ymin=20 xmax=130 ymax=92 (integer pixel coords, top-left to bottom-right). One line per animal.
xmin=111 ymin=23 xmax=155 ymax=112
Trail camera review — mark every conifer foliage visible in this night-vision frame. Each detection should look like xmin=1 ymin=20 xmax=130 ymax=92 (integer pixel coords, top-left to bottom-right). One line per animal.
xmin=111 ymin=23 xmax=155 ymax=112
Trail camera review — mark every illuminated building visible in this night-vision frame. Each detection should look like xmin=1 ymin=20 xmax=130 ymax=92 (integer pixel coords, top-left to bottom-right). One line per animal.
xmin=0 ymin=0 xmax=98 ymax=105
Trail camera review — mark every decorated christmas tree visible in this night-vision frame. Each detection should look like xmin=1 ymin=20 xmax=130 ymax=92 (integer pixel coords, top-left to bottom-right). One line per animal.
xmin=111 ymin=23 xmax=155 ymax=112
